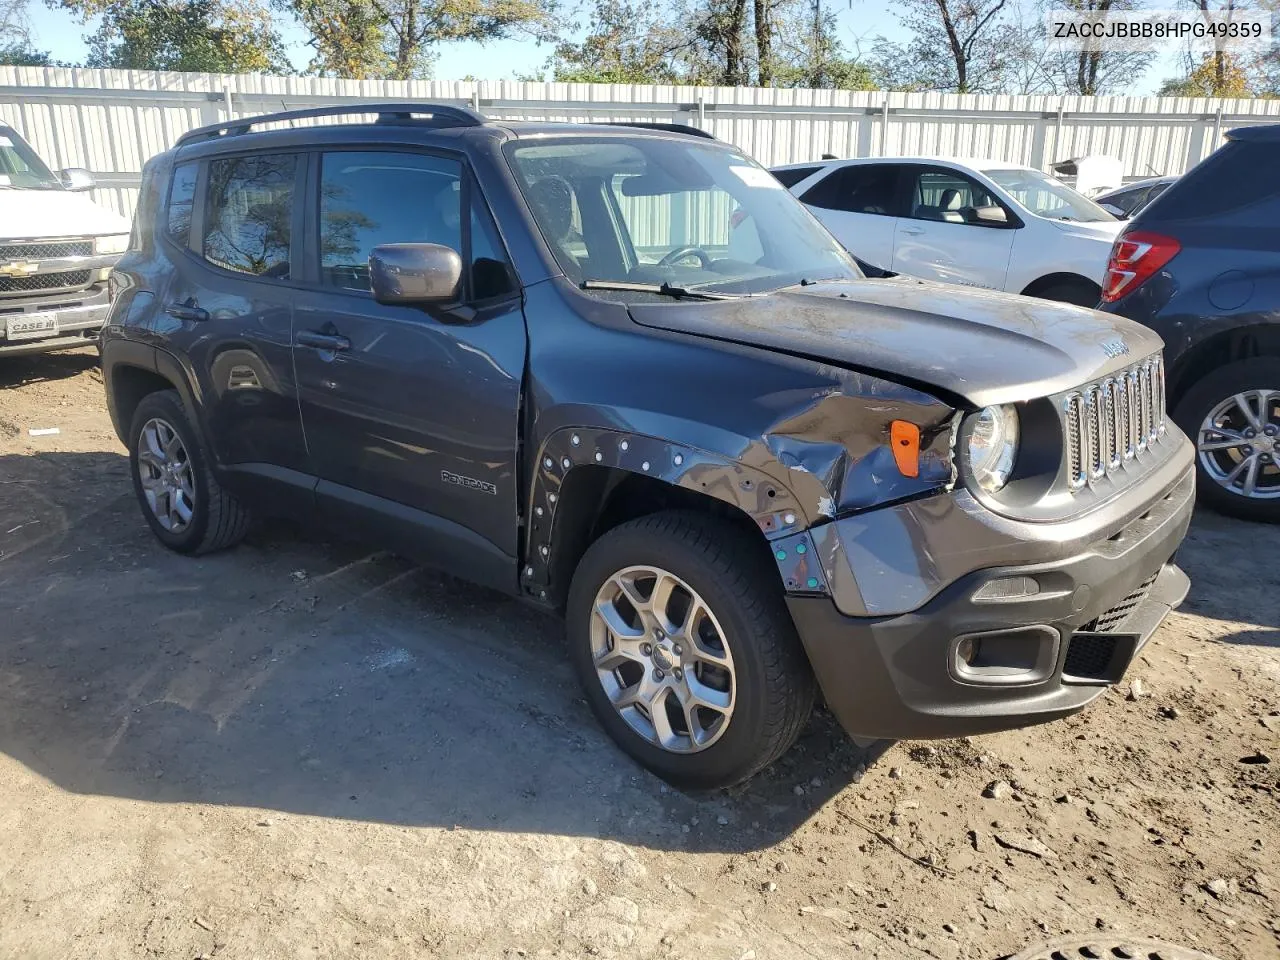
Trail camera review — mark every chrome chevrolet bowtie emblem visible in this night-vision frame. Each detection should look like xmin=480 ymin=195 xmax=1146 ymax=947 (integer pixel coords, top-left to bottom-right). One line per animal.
xmin=0 ymin=260 xmax=39 ymax=278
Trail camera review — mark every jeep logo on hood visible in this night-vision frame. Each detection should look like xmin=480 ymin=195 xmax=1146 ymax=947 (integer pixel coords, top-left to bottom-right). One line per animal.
xmin=1100 ymin=338 xmax=1130 ymax=359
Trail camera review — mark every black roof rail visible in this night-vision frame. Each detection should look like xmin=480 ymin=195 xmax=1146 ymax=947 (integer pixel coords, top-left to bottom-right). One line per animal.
xmin=600 ymin=121 xmax=717 ymax=140
xmin=175 ymin=101 xmax=487 ymax=147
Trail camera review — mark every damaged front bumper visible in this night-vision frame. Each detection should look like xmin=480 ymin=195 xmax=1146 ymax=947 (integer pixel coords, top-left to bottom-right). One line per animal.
xmin=779 ymin=436 xmax=1195 ymax=740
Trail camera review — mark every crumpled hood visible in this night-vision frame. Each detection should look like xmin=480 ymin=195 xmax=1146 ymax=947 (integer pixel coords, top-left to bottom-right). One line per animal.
xmin=628 ymin=278 xmax=1164 ymax=407
xmin=0 ymin=189 xmax=131 ymax=241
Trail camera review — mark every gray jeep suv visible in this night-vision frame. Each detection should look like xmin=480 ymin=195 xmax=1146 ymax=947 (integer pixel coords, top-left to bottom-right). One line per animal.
xmin=102 ymin=103 xmax=1194 ymax=789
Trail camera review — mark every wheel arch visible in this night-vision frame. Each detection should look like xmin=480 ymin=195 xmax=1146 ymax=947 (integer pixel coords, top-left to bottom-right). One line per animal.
xmin=526 ymin=427 xmax=810 ymax=611
xmin=1019 ymin=272 xmax=1101 ymax=302
xmin=1167 ymin=323 xmax=1280 ymax=406
xmin=103 ymin=340 xmax=206 ymax=451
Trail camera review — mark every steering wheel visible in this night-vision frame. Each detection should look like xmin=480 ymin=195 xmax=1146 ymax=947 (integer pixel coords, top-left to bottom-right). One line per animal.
xmin=658 ymin=245 xmax=712 ymax=268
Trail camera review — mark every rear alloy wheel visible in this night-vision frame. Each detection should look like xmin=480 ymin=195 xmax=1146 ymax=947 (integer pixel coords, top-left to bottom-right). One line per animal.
xmin=128 ymin=389 xmax=252 ymax=553
xmin=567 ymin=511 xmax=815 ymax=789
xmin=1174 ymin=358 xmax=1280 ymax=522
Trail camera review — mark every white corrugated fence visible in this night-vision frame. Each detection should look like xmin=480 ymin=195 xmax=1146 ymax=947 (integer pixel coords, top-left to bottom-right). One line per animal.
xmin=3 ymin=66 xmax=1280 ymax=220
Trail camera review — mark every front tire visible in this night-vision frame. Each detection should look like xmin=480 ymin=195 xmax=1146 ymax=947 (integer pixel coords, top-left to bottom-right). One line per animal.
xmin=566 ymin=511 xmax=815 ymax=789
xmin=1174 ymin=358 xmax=1280 ymax=523
xmin=128 ymin=389 xmax=252 ymax=553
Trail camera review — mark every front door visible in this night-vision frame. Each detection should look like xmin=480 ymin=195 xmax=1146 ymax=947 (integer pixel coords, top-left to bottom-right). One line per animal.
xmin=892 ymin=166 xmax=1017 ymax=291
xmin=290 ymin=148 xmax=526 ymax=583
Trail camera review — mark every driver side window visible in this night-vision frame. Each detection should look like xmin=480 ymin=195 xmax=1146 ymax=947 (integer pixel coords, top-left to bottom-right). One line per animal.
xmin=907 ymin=169 xmax=998 ymax=224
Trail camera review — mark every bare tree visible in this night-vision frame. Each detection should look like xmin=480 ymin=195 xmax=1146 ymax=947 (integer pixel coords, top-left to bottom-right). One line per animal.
xmin=871 ymin=0 xmax=1020 ymax=93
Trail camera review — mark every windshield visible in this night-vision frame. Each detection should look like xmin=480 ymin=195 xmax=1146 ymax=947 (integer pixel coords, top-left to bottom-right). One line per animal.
xmin=983 ymin=168 xmax=1115 ymax=223
xmin=505 ymin=137 xmax=860 ymax=296
xmin=0 ymin=130 xmax=63 ymax=190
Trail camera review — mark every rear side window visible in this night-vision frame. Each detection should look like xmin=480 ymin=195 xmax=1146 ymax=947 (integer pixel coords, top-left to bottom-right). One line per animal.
xmin=319 ymin=151 xmax=462 ymax=291
xmin=203 ymin=154 xmax=297 ymax=279
xmin=167 ymin=161 xmax=198 ymax=246
xmin=771 ymin=165 xmax=823 ymax=188
xmin=1148 ymin=141 xmax=1280 ymax=221
xmin=801 ymin=165 xmax=901 ymax=215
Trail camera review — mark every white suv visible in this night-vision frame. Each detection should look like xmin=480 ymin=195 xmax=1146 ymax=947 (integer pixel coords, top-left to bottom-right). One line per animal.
xmin=775 ymin=157 xmax=1123 ymax=306
xmin=1 ymin=123 xmax=132 ymax=357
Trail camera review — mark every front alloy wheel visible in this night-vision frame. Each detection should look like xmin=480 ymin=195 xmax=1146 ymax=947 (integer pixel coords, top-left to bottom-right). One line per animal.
xmin=591 ymin=565 xmax=736 ymax=753
xmin=567 ymin=511 xmax=815 ymax=789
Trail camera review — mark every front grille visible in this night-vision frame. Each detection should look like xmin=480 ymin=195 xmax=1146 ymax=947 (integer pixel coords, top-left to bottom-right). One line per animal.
xmin=0 ymin=270 xmax=92 ymax=294
xmin=1082 ymin=573 xmax=1159 ymax=633
xmin=1065 ymin=355 xmax=1165 ymax=490
xmin=0 ymin=240 xmax=93 ymax=260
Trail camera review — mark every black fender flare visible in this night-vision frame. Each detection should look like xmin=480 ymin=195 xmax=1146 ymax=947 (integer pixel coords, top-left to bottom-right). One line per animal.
xmin=520 ymin=425 xmax=830 ymax=604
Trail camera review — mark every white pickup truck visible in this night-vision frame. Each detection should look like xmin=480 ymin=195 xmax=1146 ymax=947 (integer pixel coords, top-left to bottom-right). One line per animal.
xmin=1 ymin=123 xmax=131 ymax=357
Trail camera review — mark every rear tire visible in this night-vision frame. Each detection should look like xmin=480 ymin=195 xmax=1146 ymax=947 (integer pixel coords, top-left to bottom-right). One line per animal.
xmin=566 ymin=511 xmax=815 ymax=789
xmin=1173 ymin=358 xmax=1280 ymax=523
xmin=128 ymin=390 xmax=252 ymax=553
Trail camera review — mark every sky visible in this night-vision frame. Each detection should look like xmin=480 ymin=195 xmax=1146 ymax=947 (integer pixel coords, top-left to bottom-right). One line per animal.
xmin=25 ymin=0 xmax=1180 ymax=93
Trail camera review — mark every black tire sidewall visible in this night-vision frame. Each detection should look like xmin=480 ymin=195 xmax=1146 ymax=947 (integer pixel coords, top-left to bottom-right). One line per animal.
xmin=1173 ymin=357 xmax=1280 ymax=523
xmin=566 ymin=516 xmax=797 ymax=789
xmin=128 ymin=391 xmax=213 ymax=552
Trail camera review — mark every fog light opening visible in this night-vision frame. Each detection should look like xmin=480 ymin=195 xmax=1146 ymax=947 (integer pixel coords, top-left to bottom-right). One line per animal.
xmin=956 ymin=636 xmax=980 ymax=666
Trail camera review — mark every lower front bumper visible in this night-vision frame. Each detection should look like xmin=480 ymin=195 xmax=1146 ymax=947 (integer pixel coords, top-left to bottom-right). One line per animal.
xmin=788 ymin=465 xmax=1194 ymax=740
xmin=0 ymin=287 xmax=110 ymax=357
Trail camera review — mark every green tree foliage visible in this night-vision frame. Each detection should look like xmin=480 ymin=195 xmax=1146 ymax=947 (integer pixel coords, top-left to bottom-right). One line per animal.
xmin=547 ymin=0 xmax=875 ymax=88
xmin=0 ymin=0 xmax=62 ymax=64
xmin=280 ymin=0 xmax=554 ymax=80
xmin=48 ymin=0 xmax=290 ymax=72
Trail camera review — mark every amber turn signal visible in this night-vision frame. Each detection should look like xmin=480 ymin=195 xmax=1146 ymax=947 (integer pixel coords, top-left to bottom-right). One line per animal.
xmin=890 ymin=420 xmax=920 ymax=478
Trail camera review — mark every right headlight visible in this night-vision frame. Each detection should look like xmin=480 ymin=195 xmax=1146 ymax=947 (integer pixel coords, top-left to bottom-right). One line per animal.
xmin=965 ymin=405 xmax=1019 ymax=493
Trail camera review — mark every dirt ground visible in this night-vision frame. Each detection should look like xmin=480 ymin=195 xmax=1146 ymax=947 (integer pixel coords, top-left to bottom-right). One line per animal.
xmin=0 ymin=349 xmax=1276 ymax=960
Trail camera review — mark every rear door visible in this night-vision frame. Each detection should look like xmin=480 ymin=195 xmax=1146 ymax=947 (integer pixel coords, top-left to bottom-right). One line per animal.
xmin=160 ymin=150 xmax=311 ymax=505
xmin=796 ymin=163 xmax=903 ymax=272
xmin=892 ymin=166 xmax=1016 ymax=290
xmin=289 ymin=146 xmax=526 ymax=586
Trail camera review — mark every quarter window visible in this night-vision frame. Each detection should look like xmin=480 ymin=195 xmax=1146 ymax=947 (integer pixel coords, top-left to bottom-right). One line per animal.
xmin=202 ymin=154 xmax=297 ymax=279
xmin=319 ymin=151 xmax=463 ymax=292
xmin=167 ymin=161 xmax=198 ymax=246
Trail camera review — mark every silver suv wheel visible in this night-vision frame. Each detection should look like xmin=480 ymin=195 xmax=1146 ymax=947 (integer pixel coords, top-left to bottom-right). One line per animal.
xmin=1197 ymin=388 xmax=1280 ymax=500
xmin=590 ymin=564 xmax=736 ymax=753
xmin=137 ymin=417 xmax=196 ymax=532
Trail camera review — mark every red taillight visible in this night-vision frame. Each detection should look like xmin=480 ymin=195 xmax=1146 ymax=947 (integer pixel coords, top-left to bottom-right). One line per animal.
xmin=1100 ymin=230 xmax=1180 ymax=303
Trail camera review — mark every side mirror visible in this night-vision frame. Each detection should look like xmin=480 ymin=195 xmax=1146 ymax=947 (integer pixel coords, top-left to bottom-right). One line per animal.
xmin=60 ymin=167 xmax=95 ymax=192
xmin=970 ymin=205 xmax=1009 ymax=226
xmin=1099 ymin=202 xmax=1128 ymax=218
xmin=369 ymin=243 xmax=462 ymax=305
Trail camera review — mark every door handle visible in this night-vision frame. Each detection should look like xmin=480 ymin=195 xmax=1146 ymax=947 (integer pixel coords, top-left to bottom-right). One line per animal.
xmin=296 ymin=330 xmax=351 ymax=352
xmin=165 ymin=298 xmax=209 ymax=322
xmin=900 ymin=227 xmax=925 ymax=236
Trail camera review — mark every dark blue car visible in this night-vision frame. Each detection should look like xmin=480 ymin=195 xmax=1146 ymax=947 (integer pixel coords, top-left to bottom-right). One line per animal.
xmin=1099 ymin=124 xmax=1280 ymax=522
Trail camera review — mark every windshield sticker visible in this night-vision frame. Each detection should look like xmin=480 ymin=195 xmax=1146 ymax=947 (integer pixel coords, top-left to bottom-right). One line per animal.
xmin=729 ymin=165 xmax=784 ymax=190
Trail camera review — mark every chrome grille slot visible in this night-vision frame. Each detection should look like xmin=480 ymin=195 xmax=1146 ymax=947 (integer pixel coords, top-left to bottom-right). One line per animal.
xmin=1065 ymin=394 xmax=1086 ymax=489
xmin=1062 ymin=355 xmax=1165 ymax=493
xmin=1085 ymin=384 xmax=1104 ymax=479
xmin=1103 ymin=380 xmax=1122 ymax=469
